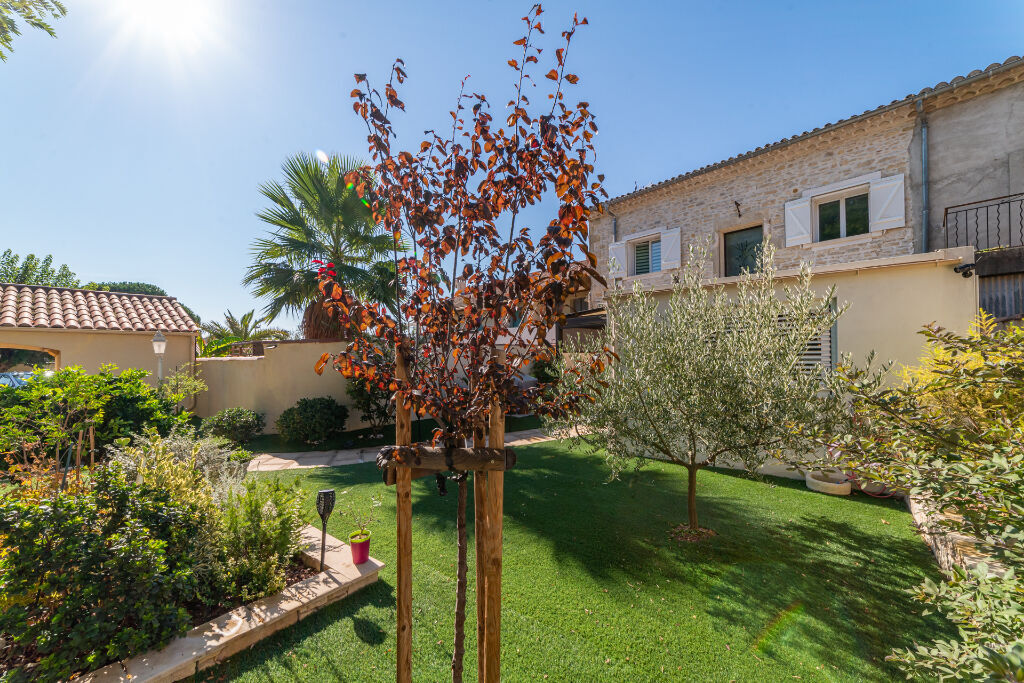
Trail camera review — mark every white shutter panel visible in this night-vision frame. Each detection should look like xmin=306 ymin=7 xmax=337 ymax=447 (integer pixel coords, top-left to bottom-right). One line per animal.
xmin=784 ymin=197 xmax=812 ymax=247
xmin=608 ymin=242 xmax=627 ymax=278
xmin=660 ymin=228 xmax=681 ymax=269
xmin=797 ymin=325 xmax=833 ymax=373
xmin=868 ymin=173 xmax=906 ymax=232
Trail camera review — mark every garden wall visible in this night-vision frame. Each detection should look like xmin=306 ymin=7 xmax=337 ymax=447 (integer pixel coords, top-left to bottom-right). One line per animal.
xmin=0 ymin=328 xmax=195 ymax=386
xmin=196 ymin=340 xmax=361 ymax=434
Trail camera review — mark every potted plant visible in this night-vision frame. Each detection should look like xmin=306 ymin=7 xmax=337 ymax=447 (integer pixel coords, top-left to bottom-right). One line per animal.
xmin=345 ymin=494 xmax=381 ymax=565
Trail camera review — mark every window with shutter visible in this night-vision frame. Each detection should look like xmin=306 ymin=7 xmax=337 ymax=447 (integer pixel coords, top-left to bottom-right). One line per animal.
xmin=631 ymin=238 xmax=661 ymax=276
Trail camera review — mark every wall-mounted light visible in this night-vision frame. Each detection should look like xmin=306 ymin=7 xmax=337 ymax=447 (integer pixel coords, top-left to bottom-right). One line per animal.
xmin=151 ymin=331 xmax=167 ymax=381
xmin=953 ymin=263 xmax=976 ymax=278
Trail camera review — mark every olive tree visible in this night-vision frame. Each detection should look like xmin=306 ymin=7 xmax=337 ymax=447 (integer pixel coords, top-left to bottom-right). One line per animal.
xmin=549 ymin=243 xmax=845 ymax=535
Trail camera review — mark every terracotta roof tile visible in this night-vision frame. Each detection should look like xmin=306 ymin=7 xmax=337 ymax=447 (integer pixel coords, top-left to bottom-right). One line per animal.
xmin=0 ymin=284 xmax=199 ymax=333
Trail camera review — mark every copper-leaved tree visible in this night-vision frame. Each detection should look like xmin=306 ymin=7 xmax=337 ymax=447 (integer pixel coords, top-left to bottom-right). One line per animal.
xmin=315 ymin=6 xmax=611 ymax=680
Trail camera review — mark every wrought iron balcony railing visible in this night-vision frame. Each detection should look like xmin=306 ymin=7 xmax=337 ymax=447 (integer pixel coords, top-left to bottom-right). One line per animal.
xmin=943 ymin=192 xmax=1024 ymax=251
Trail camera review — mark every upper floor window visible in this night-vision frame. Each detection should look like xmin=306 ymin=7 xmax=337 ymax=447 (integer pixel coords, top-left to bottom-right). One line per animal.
xmin=631 ymin=238 xmax=661 ymax=276
xmin=815 ymin=189 xmax=869 ymax=241
xmin=723 ymin=225 xmax=763 ymax=277
xmin=783 ymin=172 xmax=905 ymax=248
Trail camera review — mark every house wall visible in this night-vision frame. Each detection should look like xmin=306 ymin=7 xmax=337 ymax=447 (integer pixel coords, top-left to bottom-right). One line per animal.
xmin=0 ymin=328 xmax=195 ymax=385
xmin=195 ymin=340 xmax=361 ymax=434
xmin=635 ymin=247 xmax=978 ymax=375
xmin=917 ymin=79 xmax=1024 ymax=250
xmin=591 ymin=106 xmax=919 ymax=304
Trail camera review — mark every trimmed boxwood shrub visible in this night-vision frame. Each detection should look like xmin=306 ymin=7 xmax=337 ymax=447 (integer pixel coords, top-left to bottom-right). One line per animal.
xmin=202 ymin=407 xmax=265 ymax=444
xmin=275 ymin=396 xmax=348 ymax=445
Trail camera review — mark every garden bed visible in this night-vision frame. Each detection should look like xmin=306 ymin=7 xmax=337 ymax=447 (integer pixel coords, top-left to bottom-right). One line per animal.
xmin=82 ymin=526 xmax=383 ymax=683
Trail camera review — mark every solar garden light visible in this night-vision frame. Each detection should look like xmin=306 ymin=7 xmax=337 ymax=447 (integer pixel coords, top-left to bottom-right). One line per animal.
xmin=316 ymin=489 xmax=336 ymax=571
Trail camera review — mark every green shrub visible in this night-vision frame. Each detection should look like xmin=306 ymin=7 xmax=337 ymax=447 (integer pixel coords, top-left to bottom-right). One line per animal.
xmin=807 ymin=322 xmax=1024 ymax=679
xmin=0 ymin=365 xmax=187 ymax=461
xmin=530 ymin=356 xmax=560 ymax=384
xmin=221 ymin=478 xmax=305 ymax=602
xmin=275 ymin=396 xmax=348 ymax=445
xmin=202 ymin=407 xmax=265 ymax=444
xmin=345 ymin=378 xmax=391 ymax=431
xmin=106 ymin=427 xmax=247 ymax=505
xmin=0 ymin=465 xmax=204 ymax=681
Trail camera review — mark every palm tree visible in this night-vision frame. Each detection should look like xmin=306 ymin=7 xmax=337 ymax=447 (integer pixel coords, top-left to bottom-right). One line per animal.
xmin=201 ymin=309 xmax=290 ymax=343
xmin=243 ymin=153 xmax=399 ymax=339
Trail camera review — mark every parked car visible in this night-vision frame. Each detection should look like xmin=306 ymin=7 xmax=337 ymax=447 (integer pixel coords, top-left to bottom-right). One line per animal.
xmin=0 ymin=372 xmax=32 ymax=389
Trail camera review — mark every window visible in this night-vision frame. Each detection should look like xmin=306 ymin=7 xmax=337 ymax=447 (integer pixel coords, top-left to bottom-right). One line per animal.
xmin=631 ymin=238 xmax=661 ymax=276
xmin=723 ymin=225 xmax=763 ymax=277
xmin=816 ymin=190 xmax=868 ymax=241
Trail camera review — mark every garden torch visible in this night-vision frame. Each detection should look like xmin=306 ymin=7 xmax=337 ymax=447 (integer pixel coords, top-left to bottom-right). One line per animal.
xmin=316 ymin=489 xmax=335 ymax=571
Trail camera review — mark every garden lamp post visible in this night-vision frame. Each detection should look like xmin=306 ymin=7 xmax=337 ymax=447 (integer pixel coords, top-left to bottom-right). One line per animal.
xmin=316 ymin=489 xmax=336 ymax=571
xmin=151 ymin=330 xmax=167 ymax=382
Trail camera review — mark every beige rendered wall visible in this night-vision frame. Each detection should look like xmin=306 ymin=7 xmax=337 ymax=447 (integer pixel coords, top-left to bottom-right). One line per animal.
xmin=0 ymin=328 xmax=195 ymax=385
xmin=195 ymin=341 xmax=362 ymax=434
xmin=640 ymin=247 xmax=979 ymax=374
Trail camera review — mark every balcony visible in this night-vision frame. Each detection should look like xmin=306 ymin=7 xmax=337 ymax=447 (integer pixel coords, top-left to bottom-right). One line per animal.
xmin=942 ymin=192 xmax=1024 ymax=251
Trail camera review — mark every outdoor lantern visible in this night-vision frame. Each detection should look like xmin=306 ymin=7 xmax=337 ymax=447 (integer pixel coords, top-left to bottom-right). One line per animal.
xmin=316 ymin=489 xmax=336 ymax=571
xmin=151 ymin=330 xmax=167 ymax=381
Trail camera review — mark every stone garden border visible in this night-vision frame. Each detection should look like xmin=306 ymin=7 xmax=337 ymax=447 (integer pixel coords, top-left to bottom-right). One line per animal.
xmin=83 ymin=525 xmax=384 ymax=682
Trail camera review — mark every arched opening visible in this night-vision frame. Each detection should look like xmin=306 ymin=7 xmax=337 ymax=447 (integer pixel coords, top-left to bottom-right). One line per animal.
xmin=0 ymin=344 xmax=60 ymax=373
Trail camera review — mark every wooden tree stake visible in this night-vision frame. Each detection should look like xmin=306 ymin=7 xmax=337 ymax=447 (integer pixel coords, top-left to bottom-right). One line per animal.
xmin=483 ymin=351 xmax=506 ymax=682
xmin=395 ymin=346 xmax=413 ymax=683
xmin=473 ymin=426 xmax=488 ymax=679
xmin=89 ymin=426 xmax=95 ymax=469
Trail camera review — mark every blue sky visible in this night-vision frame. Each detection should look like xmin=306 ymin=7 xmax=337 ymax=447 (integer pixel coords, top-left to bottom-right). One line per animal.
xmin=1 ymin=0 xmax=1022 ymax=330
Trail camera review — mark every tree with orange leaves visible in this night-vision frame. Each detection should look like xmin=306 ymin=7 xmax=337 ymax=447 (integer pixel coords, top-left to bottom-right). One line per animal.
xmin=314 ymin=5 xmax=612 ymax=679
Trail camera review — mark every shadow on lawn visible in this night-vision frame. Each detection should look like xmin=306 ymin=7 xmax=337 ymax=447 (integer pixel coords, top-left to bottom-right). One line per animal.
xmin=203 ymin=579 xmax=396 ymax=682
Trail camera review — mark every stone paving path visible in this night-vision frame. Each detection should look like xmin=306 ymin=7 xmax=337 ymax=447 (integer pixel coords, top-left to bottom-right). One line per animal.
xmin=247 ymin=428 xmax=553 ymax=473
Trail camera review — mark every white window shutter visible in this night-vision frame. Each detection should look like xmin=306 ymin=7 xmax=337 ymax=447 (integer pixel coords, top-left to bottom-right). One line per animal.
xmin=784 ymin=197 xmax=812 ymax=247
xmin=660 ymin=228 xmax=681 ymax=269
xmin=608 ymin=242 xmax=626 ymax=278
xmin=868 ymin=173 xmax=906 ymax=232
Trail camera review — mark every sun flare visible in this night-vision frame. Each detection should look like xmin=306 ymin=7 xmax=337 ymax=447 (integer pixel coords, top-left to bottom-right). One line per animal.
xmin=109 ymin=0 xmax=222 ymax=61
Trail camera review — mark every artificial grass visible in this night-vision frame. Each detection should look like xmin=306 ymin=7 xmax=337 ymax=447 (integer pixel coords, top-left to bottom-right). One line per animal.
xmin=205 ymin=440 xmax=949 ymax=682
xmin=245 ymin=414 xmax=542 ymax=454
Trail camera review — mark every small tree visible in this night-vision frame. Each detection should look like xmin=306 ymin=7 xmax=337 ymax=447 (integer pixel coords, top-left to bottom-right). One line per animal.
xmin=802 ymin=321 xmax=1024 ymax=680
xmin=548 ymin=243 xmax=845 ymax=536
xmin=316 ymin=6 xmax=609 ymax=679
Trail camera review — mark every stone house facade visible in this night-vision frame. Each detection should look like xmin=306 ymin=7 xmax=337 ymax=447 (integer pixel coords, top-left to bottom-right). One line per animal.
xmin=588 ymin=56 xmax=1024 ymax=317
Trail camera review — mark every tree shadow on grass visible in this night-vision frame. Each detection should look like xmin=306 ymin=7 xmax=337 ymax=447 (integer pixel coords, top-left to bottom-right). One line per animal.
xmin=202 ymin=578 xmax=396 ymax=682
xmin=699 ymin=510 xmax=953 ymax=680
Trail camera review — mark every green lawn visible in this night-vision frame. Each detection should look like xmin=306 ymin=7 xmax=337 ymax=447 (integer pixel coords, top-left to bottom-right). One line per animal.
xmin=245 ymin=414 xmax=542 ymax=454
xmin=206 ymin=440 xmax=948 ymax=682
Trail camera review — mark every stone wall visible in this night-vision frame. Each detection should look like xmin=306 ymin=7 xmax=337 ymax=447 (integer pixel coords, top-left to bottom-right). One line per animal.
xmin=589 ymin=61 xmax=1024 ymax=305
xmin=590 ymin=107 xmax=918 ymax=303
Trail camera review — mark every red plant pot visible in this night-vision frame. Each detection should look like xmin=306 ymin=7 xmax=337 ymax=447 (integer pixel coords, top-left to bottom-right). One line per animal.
xmin=349 ymin=530 xmax=371 ymax=565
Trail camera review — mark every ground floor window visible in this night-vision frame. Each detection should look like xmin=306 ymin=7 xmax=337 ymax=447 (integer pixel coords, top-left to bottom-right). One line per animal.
xmin=723 ymin=225 xmax=763 ymax=277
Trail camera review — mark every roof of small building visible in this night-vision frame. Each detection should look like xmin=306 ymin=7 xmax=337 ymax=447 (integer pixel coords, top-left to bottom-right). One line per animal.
xmin=607 ymin=55 xmax=1024 ymax=207
xmin=0 ymin=283 xmax=199 ymax=333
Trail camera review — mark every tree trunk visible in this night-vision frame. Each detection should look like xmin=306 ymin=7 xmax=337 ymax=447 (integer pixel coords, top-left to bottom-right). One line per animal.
xmin=686 ymin=464 xmax=699 ymax=531
xmin=451 ymin=475 xmax=468 ymax=682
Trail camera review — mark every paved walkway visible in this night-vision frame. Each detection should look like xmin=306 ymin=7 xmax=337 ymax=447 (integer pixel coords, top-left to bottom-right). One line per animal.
xmin=247 ymin=428 xmax=553 ymax=472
